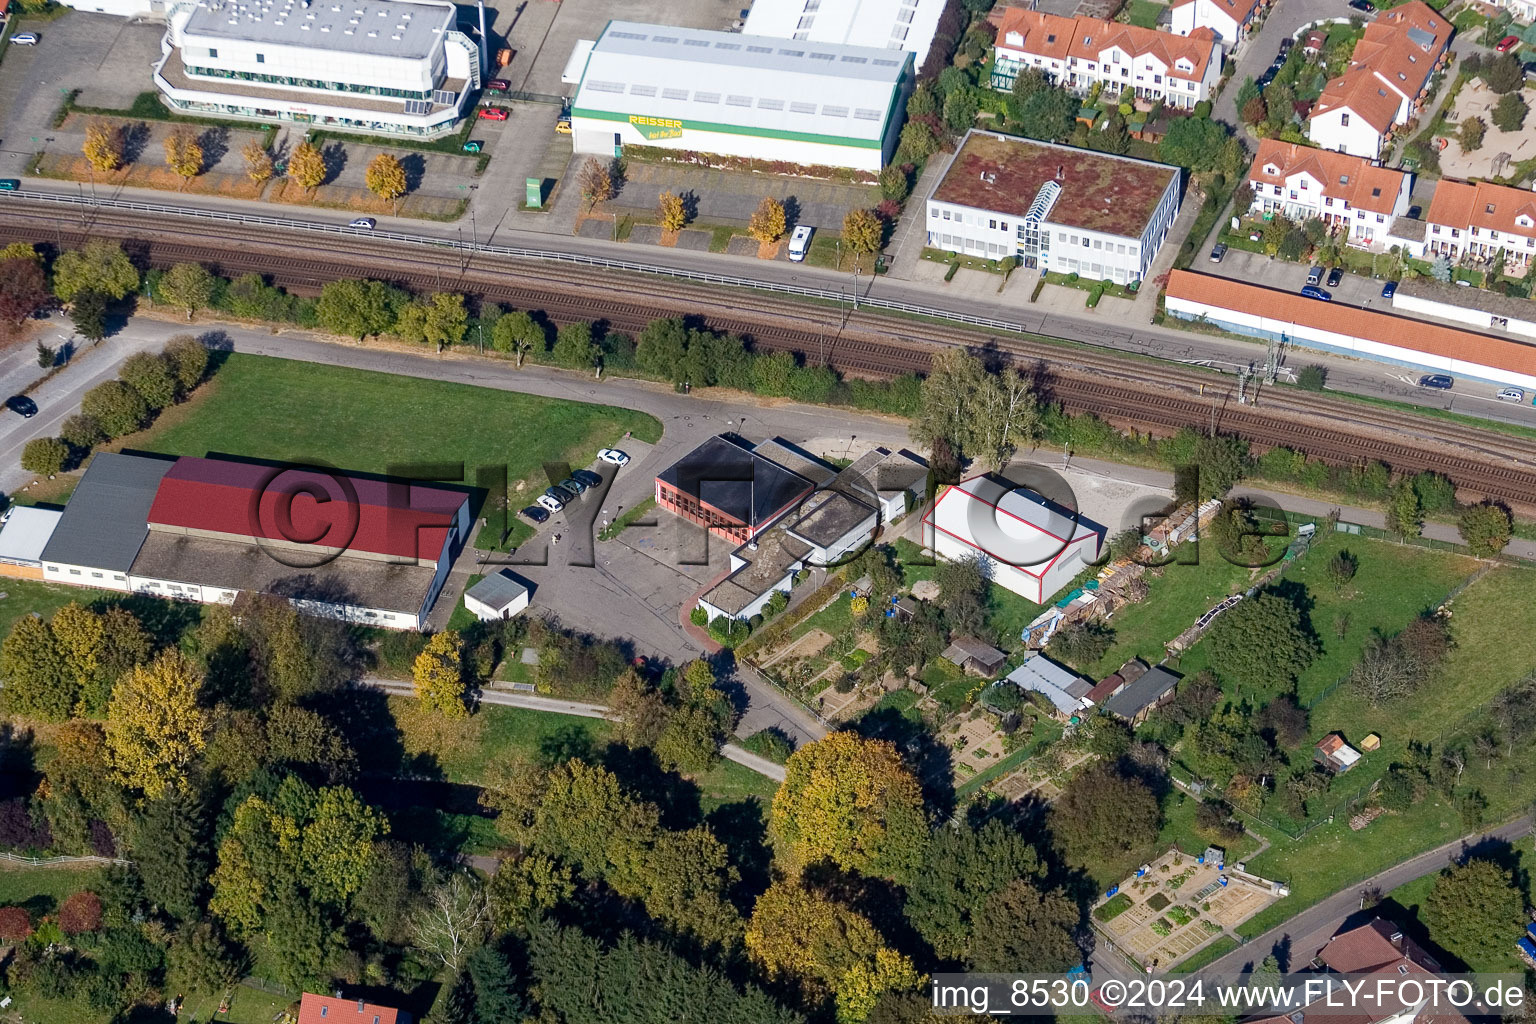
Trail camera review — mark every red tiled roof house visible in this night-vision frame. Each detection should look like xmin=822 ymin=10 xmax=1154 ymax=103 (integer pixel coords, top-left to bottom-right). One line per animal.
xmin=298 ymin=993 xmax=411 ymax=1024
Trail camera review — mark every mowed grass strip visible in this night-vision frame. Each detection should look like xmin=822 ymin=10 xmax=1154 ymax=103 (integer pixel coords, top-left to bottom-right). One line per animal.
xmin=136 ymin=353 xmax=661 ymax=508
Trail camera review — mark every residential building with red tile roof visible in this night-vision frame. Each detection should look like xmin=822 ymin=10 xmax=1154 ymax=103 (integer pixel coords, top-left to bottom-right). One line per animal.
xmin=990 ymin=7 xmax=1220 ymax=108
xmin=1169 ymin=0 xmax=1267 ymax=49
xmin=1309 ymin=1 xmax=1452 ymax=158
xmin=1246 ymin=919 xmax=1474 ymax=1024
xmin=1425 ymin=177 xmax=1536 ymax=267
xmin=298 ymin=993 xmax=410 ymax=1024
xmin=1246 ymin=139 xmax=1412 ymax=247
xmin=925 ymin=129 xmax=1182 ymax=285
xmin=1163 ymin=269 xmax=1536 ymax=390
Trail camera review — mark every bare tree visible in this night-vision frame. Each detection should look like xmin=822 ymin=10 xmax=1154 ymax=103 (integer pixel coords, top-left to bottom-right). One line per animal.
xmin=1349 ymin=635 xmax=1417 ymax=707
xmin=410 ymin=871 xmax=488 ymax=973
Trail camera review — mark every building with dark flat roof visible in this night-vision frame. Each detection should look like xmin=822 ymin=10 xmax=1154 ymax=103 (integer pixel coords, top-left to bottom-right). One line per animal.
xmin=654 ymin=434 xmax=815 ymax=544
xmin=1103 ymin=664 xmax=1180 ymax=724
xmin=925 ymin=129 xmax=1181 ymax=285
xmin=42 ymin=452 xmax=177 ymax=592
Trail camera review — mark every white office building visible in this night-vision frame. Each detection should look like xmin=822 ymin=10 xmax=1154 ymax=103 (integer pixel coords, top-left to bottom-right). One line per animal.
xmin=742 ymin=0 xmax=946 ymax=66
xmin=153 ymin=0 xmax=479 ymax=137
xmin=568 ymin=20 xmax=912 ymax=173
xmin=925 ymin=130 xmax=1181 ymax=285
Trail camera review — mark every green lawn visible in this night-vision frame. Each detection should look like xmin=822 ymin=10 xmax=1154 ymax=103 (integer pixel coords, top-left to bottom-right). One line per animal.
xmin=695 ymin=757 xmax=780 ymax=812
xmin=0 ymin=579 xmax=107 ymax=639
xmin=1126 ymin=0 xmax=1164 ymax=27
xmin=399 ymin=699 xmax=611 ymax=786
xmin=1156 ymin=791 xmax=1262 ymax=863
xmin=1080 ymin=539 xmax=1270 ymax=679
xmin=0 ymin=863 xmax=104 ymax=917
xmin=133 ymin=353 xmax=660 ymax=543
xmin=1235 ymin=564 xmax=1536 ymax=938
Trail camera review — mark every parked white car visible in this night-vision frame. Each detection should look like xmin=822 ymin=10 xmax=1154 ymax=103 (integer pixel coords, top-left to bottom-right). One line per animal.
xmin=1496 ymin=387 xmax=1525 ymax=403
xmin=597 ymin=448 xmax=630 ymax=466
xmin=536 ymin=494 xmax=564 ymax=513
xmin=10 ymin=32 xmax=39 ymax=45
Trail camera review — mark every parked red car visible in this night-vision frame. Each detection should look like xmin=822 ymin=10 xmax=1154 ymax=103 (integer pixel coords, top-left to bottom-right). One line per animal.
xmin=479 ymin=107 xmax=509 ymax=120
xmin=1497 ymin=35 xmax=1520 ymax=52
xmin=485 ymin=78 xmax=510 ymax=92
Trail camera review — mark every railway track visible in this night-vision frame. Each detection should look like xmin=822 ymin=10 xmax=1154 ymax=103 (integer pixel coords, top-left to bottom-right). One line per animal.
xmin=4 ymin=207 xmax=1535 ymax=508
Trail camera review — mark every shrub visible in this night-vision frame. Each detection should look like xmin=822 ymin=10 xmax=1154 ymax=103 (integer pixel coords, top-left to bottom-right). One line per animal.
xmin=689 ymin=606 xmax=708 ymax=627
xmin=749 ymin=614 xmax=764 ymax=629
xmin=944 ymin=262 xmax=960 ymax=282
xmin=1296 ymin=364 xmax=1327 ymax=390
xmin=0 ymin=906 xmax=31 ymax=942
xmin=58 ymin=891 xmax=103 ymax=935
xmin=20 ymin=437 xmax=69 ymax=477
xmin=833 ymin=675 xmax=856 ymax=693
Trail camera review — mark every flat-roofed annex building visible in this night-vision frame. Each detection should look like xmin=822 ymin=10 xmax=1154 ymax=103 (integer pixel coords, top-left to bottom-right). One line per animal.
xmin=925 ymin=129 xmax=1181 ymax=285
xmin=155 ymin=0 xmax=480 ymax=137
xmin=568 ymin=20 xmax=912 ymax=173
xmin=741 ymin=0 xmax=946 ymax=66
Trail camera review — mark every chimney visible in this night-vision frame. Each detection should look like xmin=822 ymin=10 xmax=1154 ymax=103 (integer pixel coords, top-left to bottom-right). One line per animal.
xmin=1057 ymin=163 xmax=1064 ymax=179
xmin=358 ymin=1000 xmax=366 ymax=1013
xmin=1389 ymin=931 xmax=1404 ymax=948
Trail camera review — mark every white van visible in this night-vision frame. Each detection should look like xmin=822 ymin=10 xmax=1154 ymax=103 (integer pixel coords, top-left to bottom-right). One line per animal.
xmin=787 ymin=224 xmax=813 ymax=262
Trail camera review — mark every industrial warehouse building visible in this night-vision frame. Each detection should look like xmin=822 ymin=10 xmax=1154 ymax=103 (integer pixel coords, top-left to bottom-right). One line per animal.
xmin=923 ymin=475 xmax=1107 ymax=605
xmin=742 ymin=0 xmax=946 ymax=65
xmin=37 ymin=453 xmax=472 ymax=628
xmin=1164 ymin=270 xmax=1536 ymax=390
xmin=154 ymin=0 xmax=480 ymax=137
xmin=926 ymin=130 xmax=1181 ymax=285
xmin=567 ymin=21 xmax=912 ymax=173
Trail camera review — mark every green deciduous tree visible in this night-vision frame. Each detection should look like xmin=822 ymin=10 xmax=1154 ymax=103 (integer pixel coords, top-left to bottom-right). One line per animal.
xmin=315 ymin=279 xmax=403 ymax=341
xmin=52 ymin=241 xmax=139 ymax=303
xmin=158 ymin=262 xmax=216 ymax=321
xmin=490 ymin=310 xmax=545 ymax=365
xmin=911 ymin=347 xmax=1038 ymax=469
xmin=552 ymin=321 xmax=600 ymax=369
xmin=1493 ymin=91 xmax=1528 ymax=132
xmin=396 ymin=291 xmax=468 ymax=349
xmin=1424 ymin=857 xmax=1526 ymax=969
xmin=82 ymin=380 xmax=148 ymax=438
xmin=904 ymin=820 xmax=1047 ymax=961
xmin=1457 ymin=502 xmax=1511 ymax=557
xmin=771 ymin=731 xmax=928 ymax=882
xmin=0 ymin=614 xmax=71 ymax=720
xmin=1207 ymin=590 xmax=1318 ymax=701
xmin=1158 ymin=116 xmax=1229 ymax=174
xmin=1048 ymin=762 xmax=1160 ymax=868
xmin=20 ymin=437 xmax=69 ymax=477
xmin=1012 ymin=83 xmax=1076 ymax=142
xmin=968 ymin=878 xmax=1082 ymax=972
xmin=130 ymin=788 xmax=211 ymax=922
xmin=1387 ymin=479 xmax=1423 ymax=539
xmin=1459 ymin=116 xmax=1486 ymax=154
xmin=1483 ymin=51 xmax=1523 ymax=93
xmin=119 ymin=352 xmax=177 ymax=410
xmin=162 ymin=334 xmax=209 ymax=393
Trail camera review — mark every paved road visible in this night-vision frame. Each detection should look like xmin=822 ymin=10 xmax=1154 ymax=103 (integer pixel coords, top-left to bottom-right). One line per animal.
xmin=1197 ymin=814 xmax=1536 ymax=977
xmin=365 ymin=677 xmax=788 ymax=781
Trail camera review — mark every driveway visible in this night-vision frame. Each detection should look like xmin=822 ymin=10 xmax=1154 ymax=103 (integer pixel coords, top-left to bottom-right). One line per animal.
xmin=1205 ymin=248 xmax=1396 ymax=307
xmin=1214 ymin=0 xmax=1367 ymax=130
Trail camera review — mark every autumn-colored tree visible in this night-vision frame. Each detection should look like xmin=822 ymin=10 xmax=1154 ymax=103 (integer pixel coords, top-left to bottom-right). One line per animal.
xmin=413 ymin=630 xmax=467 ymax=718
xmin=770 ymin=731 xmax=928 ymax=882
xmin=0 ymin=242 xmax=40 ymax=263
xmin=843 ymin=208 xmax=884 ymax=255
xmin=242 ymin=140 xmax=274 ymax=185
xmin=657 ymin=190 xmax=687 ymax=232
xmin=82 ymin=120 xmax=124 ymax=173
xmin=288 ymin=142 xmax=327 ymax=192
xmin=748 ymin=197 xmax=788 ymax=243
xmin=158 ymin=262 xmax=216 ymax=322
xmin=0 ymin=906 xmax=31 ymax=942
xmin=163 ymin=334 xmax=210 ymax=393
xmin=745 ymin=880 xmax=921 ymax=1024
xmin=163 ymin=130 xmax=204 ymax=185
xmin=119 ymin=351 xmax=178 ymax=409
xmin=58 ymin=890 xmax=104 ymax=934
xmin=579 ymin=157 xmax=614 ymax=210
xmin=106 ymin=648 xmax=208 ymax=798
xmin=0 ymin=257 xmax=50 ymax=328
xmin=365 ymin=152 xmax=408 ymax=207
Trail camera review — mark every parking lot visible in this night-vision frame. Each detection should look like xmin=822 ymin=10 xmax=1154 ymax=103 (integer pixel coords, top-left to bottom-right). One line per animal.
xmin=1205 ymin=247 xmax=1397 ymax=308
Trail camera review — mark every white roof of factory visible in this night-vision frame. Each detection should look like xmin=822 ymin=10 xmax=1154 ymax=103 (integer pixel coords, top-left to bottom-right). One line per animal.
xmin=0 ymin=507 xmax=62 ymax=567
xmin=181 ymin=0 xmax=455 ymax=59
xmin=571 ymin=20 xmax=912 ymax=144
xmin=742 ymin=0 xmax=945 ymax=64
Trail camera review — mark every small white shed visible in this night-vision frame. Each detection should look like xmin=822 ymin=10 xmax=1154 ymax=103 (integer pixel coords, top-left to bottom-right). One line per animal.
xmin=463 ymin=571 xmax=531 ymax=621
